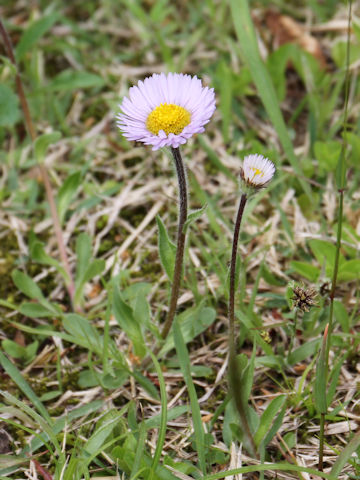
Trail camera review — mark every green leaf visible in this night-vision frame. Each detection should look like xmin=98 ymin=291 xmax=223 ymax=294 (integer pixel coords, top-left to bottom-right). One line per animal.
xmin=288 ymin=338 xmax=321 ymax=366
xmin=74 ymin=234 xmax=105 ymax=306
xmin=156 ymin=215 xmax=176 ymax=281
xmin=262 ymin=402 xmax=287 ymax=448
xmin=254 ymin=395 xmax=286 ymax=447
xmin=30 ymin=241 xmax=67 ymax=281
xmin=112 ymin=282 xmax=146 ymax=358
xmin=49 ymin=70 xmax=105 ymax=91
xmin=34 ymin=132 xmax=62 ymax=164
xmin=314 ymin=141 xmax=341 ymax=173
xmin=333 ymin=300 xmax=349 ymax=333
xmin=160 ymin=306 xmax=216 ymax=356
xmin=331 ymin=429 xmax=360 ymax=477
xmin=20 ymin=301 xmax=60 ymax=319
xmin=173 ymin=319 xmax=206 ymax=474
xmin=326 ymin=356 xmax=344 ymax=407
xmin=130 ymin=421 xmax=147 ymax=479
xmin=75 ymin=233 xmax=92 ymax=284
xmin=82 ymin=260 xmax=105 ymax=285
xmin=15 ymin=12 xmax=59 ymax=60
xmin=57 ymin=172 xmax=82 ymax=224
xmin=332 ymin=40 xmax=360 ymax=68
xmin=62 ymin=314 xmax=102 ymax=354
xmin=289 ymin=261 xmax=320 ymax=282
xmin=338 ymin=259 xmax=360 ymax=282
xmin=183 ymin=204 xmax=208 ymax=232
xmin=308 ymin=239 xmax=342 ymax=277
xmin=0 ymin=84 xmax=20 ymax=127
xmin=39 ymin=390 xmax=62 ymax=402
xmin=145 ymin=405 xmax=189 ymax=430
xmin=12 ymin=270 xmax=44 ymax=301
xmin=85 ymin=412 xmax=124 ymax=456
xmin=2 ymin=340 xmax=26 ymax=360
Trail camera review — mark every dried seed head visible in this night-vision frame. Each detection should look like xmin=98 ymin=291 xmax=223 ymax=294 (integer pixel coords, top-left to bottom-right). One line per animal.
xmin=292 ymin=285 xmax=318 ymax=312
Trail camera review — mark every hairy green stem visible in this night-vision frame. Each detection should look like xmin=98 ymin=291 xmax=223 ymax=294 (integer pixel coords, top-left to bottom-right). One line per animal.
xmin=160 ymin=147 xmax=188 ymax=340
xmin=228 ymin=193 xmax=257 ymax=456
xmin=0 ymin=17 xmax=75 ymax=304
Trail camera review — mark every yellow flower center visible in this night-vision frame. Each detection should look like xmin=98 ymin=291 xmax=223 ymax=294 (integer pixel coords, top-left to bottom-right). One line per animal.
xmin=146 ymin=103 xmax=191 ymax=136
xmin=250 ymin=167 xmax=264 ymax=183
xmin=250 ymin=167 xmax=264 ymax=178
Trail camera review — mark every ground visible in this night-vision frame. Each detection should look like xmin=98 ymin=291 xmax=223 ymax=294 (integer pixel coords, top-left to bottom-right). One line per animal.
xmin=0 ymin=1 xmax=359 ymax=479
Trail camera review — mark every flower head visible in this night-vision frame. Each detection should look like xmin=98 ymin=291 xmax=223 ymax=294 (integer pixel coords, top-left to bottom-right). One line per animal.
xmin=117 ymin=73 xmax=216 ymax=151
xmin=240 ymin=154 xmax=275 ymax=193
xmin=292 ymin=285 xmax=318 ymax=312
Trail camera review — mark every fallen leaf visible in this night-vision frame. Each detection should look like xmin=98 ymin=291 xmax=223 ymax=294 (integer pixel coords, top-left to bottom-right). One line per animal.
xmin=265 ymin=10 xmax=327 ymax=69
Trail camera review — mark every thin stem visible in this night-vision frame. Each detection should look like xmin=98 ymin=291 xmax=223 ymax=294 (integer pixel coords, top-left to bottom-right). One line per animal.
xmin=288 ymin=309 xmax=298 ymax=360
xmin=0 ymin=17 xmax=75 ymax=303
xmin=160 ymin=147 xmax=188 ymax=340
xmin=325 ymin=0 xmax=351 ymax=367
xmin=228 ymin=193 xmax=257 ymax=456
xmin=229 ymin=194 xmax=247 ymax=346
xmin=320 ymin=1 xmax=352 ymax=469
xmin=319 ymin=413 xmax=325 ymax=471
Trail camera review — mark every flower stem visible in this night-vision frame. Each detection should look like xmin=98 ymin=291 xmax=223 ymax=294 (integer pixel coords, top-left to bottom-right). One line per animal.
xmin=229 ymin=194 xmax=247 ymax=346
xmin=319 ymin=412 xmax=325 ymax=471
xmin=0 ymin=17 xmax=75 ymax=304
xmin=160 ymin=147 xmax=188 ymax=340
xmin=288 ymin=308 xmax=298 ymax=360
xmin=319 ymin=1 xmax=351 ymax=470
xmin=228 ymin=193 xmax=257 ymax=456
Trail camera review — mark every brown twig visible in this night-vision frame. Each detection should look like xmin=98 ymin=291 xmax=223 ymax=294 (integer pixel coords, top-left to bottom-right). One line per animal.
xmin=0 ymin=17 xmax=75 ymax=304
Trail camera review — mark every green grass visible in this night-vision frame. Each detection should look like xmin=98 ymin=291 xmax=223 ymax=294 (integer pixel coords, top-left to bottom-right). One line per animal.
xmin=0 ymin=0 xmax=360 ymax=479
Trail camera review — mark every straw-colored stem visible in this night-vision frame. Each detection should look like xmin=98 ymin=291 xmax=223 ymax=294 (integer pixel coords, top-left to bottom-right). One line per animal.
xmin=160 ymin=147 xmax=188 ymax=340
xmin=0 ymin=17 xmax=75 ymax=303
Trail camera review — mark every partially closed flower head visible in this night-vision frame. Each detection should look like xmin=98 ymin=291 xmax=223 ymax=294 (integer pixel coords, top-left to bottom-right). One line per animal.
xmin=240 ymin=154 xmax=275 ymax=193
xmin=117 ymin=73 xmax=216 ymax=151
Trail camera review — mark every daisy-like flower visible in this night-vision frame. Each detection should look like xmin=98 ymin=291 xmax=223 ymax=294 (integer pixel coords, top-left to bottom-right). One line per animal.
xmin=240 ymin=154 xmax=275 ymax=192
xmin=117 ymin=72 xmax=216 ymax=151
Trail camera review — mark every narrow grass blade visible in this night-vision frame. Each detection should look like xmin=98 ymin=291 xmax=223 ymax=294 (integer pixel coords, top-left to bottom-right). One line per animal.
xmin=254 ymin=395 xmax=286 ymax=447
xmin=331 ymin=429 xmax=360 ymax=477
xmin=149 ymin=352 xmax=167 ymax=477
xmin=130 ymin=420 xmax=147 ymax=479
xmin=229 ymin=0 xmax=311 ymax=197
xmin=0 ymin=351 xmax=52 ymax=425
xmin=201 ymin=463 xmax=334 ymax=480
xmin=173 ymin=319 xmax=206 ymax=474
xmin=28 ymin=400 xmax=103 ymax=453
xmin=0 ymin=391 xmax=62 ymax=457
